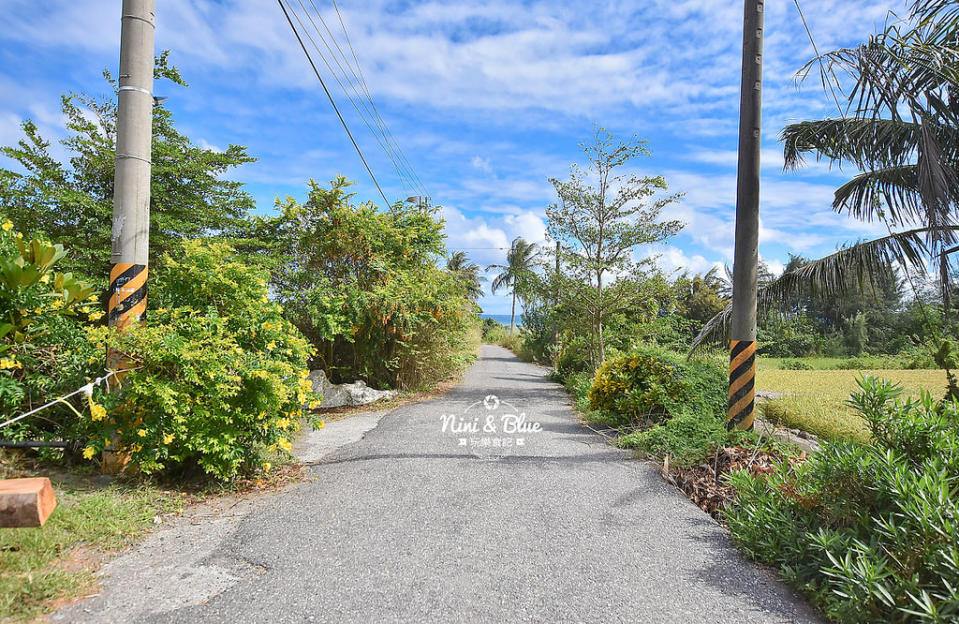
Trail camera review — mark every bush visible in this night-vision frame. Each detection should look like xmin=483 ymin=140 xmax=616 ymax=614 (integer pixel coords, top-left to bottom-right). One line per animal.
xmin=83 ymin=241 xmax=318 ymax=480
xmin=262 ymin=177 xmax=476 ymax=390
xmin=618 ymin=410 xmax=729 ymax=466
xmin=780 ymin=358 xmax=813 ymax=370
xmin=554 ymin=334 xmax=591 ymax=378
xmin=481 ymin=318 xmax=508 ymax=343
xmin=0 ymin=219 xmax=102 ymax=442
xmin=587 ymin=345 xmax=726 ymax=428
xmin=725 ymin=376 xmax=959 ymax=622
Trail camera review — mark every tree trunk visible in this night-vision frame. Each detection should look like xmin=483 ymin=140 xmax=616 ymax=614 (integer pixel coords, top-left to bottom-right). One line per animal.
xmin=510 ymin=290 xmax=516 ymax=335
xmin=596 ymin=270 xmax=605 ymax=364
xmin=941 ymin=254 xmax=951 ymax=322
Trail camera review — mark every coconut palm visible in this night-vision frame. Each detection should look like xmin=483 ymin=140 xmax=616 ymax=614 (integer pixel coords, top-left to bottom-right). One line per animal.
xmin=692 ymin=0 xmax=959 ymax=350
xmin=487 ymin=237 xmax=540 ymax=334
xmin=446 ymin=251 xmax=484 ymax=301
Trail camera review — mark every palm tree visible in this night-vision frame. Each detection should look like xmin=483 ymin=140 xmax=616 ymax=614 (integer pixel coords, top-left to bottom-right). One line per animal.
xmin=487 ymin=237 xmax=540 ymax=334
xmin=446 ymin=251 xmax=484 ymax=301
xmin=692 ymin=0 xmax=959 ymax=350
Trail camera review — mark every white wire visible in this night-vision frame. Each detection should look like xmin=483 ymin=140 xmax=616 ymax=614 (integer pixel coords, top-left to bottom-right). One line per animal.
xmin=0 ymin=370 xmax=122 ymax=430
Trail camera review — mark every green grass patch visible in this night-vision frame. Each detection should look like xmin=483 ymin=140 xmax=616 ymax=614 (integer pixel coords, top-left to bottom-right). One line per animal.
xmin=0 ymin=480 xmax=183 ymax=623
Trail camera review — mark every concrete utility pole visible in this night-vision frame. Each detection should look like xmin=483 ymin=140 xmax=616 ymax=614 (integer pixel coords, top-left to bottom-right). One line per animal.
xmin=108 ymin=0 xmax=155 ymax=336
xmin=728 ymin=0 xmax=764 ymax=431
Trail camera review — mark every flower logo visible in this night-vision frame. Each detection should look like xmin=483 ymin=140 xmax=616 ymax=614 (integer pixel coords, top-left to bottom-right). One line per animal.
xmin=483 ymin=394 xmax=500 ymax=411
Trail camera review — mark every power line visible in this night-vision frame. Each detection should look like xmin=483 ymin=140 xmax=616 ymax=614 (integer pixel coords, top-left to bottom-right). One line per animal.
xmin=311 ymin=0 xmax=427 ymax=196
xmin=277 ymin=0 xmax=393 ymax=210
xmin=319 ymin=0 xmax=429 ymax=198
xmin=328 ymin=0 xmax=429 ymax=198
xmin=296 ymin=0 xmax=421 ymax=196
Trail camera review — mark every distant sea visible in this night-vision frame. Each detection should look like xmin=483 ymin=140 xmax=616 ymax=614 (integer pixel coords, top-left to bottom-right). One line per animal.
xmin=479 ymin=313 xmax=523 ymax=327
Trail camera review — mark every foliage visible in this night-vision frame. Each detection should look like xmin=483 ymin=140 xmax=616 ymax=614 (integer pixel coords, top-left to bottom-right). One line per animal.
xmin=254 ymin=176 xmax=476 ymax=389
xmin=587 ymin=345 xmax=726 ymax=428
xmin=487 ymin=237 xmax=540 ymax=333
xmin=726 ymin=376 xmax=959 ymax=622
xmin=83 ymin=241 xmax=318 ymax=480
xmin=0 ymin=218 xmax=101 ymax=437
xmin=481 ymin=317 xmax=509 ymax=343
xmin=617 ymin=410 xmax=731 ymax=467
xmin=547 ymin=126 xmax=683 ymax=367
xmin=0 ymin=53 xmax=256 ymax=281
xmin=673 ymin=267 xmax=728 ymax=329
xmin=446 ymin=251 xmax=484 ymax=302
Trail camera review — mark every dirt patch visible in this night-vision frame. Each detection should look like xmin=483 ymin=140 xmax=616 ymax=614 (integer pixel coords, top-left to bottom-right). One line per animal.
xmin=662 ymin=446 xmax=808 ymax=518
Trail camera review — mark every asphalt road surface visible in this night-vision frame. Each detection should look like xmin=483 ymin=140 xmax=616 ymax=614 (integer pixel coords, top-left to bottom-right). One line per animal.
xmin=54 ymin=345 xmax=821 ymax=624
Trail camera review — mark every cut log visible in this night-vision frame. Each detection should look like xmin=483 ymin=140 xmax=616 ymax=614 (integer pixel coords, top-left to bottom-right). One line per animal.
xmin=0 ymin=477 xmax=57 ymax=528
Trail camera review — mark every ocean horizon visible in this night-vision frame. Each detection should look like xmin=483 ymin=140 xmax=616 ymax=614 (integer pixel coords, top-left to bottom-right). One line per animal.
xmin=478 ymin=313 xmax=523 ymax=327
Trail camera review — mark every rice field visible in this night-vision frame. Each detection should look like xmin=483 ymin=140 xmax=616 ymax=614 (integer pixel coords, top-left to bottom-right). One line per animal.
xmin=755 ymin=368 xmax=949 ymax=443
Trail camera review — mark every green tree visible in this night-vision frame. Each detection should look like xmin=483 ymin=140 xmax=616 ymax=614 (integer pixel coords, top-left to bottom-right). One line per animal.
xmin=256 ymin=176 xmax=474 ymax=388
xmin=547 ymin=126 xmax=682 ymax=366
xmin=0 ymin=52 xmax=256 ymax=280
xmin=487 ymin=237 xmax=540 ymax=334
xmin=446 ymin=251 xmax=484 ymax=302
xmin=674 ymin=267 xmax=729 ymax=328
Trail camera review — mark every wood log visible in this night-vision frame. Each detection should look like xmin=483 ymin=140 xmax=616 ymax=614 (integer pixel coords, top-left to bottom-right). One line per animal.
xmin=0 ymin=477 xmax=57 ymax=527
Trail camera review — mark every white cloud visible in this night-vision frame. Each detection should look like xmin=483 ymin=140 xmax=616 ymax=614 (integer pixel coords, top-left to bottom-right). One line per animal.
xmin=471 ymin=155 xmax=492 ymax=173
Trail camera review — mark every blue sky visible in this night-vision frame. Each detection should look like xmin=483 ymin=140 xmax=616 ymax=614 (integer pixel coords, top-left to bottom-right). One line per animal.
xmin=0 ymin=0 xmax=907 ymax=313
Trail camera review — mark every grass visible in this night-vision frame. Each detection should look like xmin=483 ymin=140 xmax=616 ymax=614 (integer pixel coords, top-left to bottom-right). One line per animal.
xmin=0 ymin=476 xmax=183 ymax=623
xmin=756 ymin=368 xmax=949 ymax=443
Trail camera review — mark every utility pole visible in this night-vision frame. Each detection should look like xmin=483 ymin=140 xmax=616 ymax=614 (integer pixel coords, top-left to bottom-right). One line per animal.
xmin=103 ymin=0 xmax=154 ymax=472
xmin=108 ymin=0 xmax=155 ymax=338
xmin=728 ymin=0 xmax=764 ymax=431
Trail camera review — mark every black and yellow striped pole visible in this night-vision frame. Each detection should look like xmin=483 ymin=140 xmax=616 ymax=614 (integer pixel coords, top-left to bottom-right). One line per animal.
xmin=108 ymin=0 xmax=154 ymax=342
xmin=728 ymin=0 xmax=764 ymax=431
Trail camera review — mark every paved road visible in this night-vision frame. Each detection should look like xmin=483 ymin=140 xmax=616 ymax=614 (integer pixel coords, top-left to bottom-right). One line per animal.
xmin=55 ymin=345 xmax=820 ymax=624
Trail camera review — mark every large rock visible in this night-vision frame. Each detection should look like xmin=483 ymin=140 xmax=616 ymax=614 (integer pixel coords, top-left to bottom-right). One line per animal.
xmin=308 ymin=370 xmax=397 ymax=408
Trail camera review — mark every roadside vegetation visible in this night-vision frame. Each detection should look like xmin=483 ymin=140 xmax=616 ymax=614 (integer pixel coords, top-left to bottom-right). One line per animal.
xmin=498 ymin=2 xmax=959 ymax=620
xmin=0 ymin=56 xmax=480 ymax=619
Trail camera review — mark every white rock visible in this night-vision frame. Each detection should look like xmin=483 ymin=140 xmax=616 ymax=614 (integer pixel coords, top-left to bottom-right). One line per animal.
xmin=308 ymin=370 xmax=396 ymax=408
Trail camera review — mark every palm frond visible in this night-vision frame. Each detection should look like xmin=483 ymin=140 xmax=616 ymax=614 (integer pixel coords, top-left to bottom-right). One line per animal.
xmin=782 ymin=118 xmax=924 ymax=171
xmin=688 ymin=227 xmax=956 ymax=354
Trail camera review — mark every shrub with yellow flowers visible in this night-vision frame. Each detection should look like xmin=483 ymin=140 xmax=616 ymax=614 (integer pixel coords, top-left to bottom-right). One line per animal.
xmin=587 ymin=345 xmax=726 ymax=428
xmin=84 ymin=240 xmax=320 ymax=480
xmin=0 ymin=216 xmax=103 ymax=441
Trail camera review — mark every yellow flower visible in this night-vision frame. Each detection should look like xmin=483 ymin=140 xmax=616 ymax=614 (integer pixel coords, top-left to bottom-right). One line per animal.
xmin=309 ymin=400 xmax=321 ymax=409
xmin=88 ymin=397 xmax=107 ymax=421
xmin=137 ymin=429 xmax=147 ymax=437
xmin=163 ymin=433 xmax=174 ymax=444
xmin=318 ymin=420 xmax=325 ymax=429
xmin=88 ymin=310 xmax=104 ymax=321
xmin=88 ymin=356 xmax=99 ymax=364
xmin=277 ymin=437 xmax=292 ymax=452
xmin=15 ymin=232 xmax=22 ymax=239
xmin=1 ymin=220 xmax=13 ymax=231
xmin=261 ymin=462 xmax=272 ymax=471
xmin=0 ymin=358 xmax=20 ymax=370
xmin=39 ymin=274 xmax=50 ymax=284
xmin=298 ymin=369 xmax=309 ymax=379
xmin=82 ymin=446 xmax=96 ymax=459
xmin=266 ymin=340 xmax=276 ymax=350
xmin=156 ymin=308 xmax=168 ymax=314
